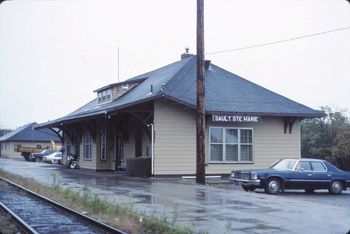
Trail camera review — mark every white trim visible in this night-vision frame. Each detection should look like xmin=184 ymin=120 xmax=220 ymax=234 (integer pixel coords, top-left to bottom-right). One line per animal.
xmin=209 ymin=126 xmax=254 ymax=163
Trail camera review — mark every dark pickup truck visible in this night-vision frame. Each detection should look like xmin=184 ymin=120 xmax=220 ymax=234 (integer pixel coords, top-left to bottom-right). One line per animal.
xmin=29 ymin=149 xmax=54 ymax=162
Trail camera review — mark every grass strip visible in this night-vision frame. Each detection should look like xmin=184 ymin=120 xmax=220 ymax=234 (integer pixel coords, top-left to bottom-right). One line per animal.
xmin=0 ymin=169 xmax=207 ymax=234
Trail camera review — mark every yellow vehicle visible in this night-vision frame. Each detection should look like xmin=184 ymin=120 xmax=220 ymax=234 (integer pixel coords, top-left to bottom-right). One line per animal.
xmin=15 ymin=140 xmax=61 ymax=161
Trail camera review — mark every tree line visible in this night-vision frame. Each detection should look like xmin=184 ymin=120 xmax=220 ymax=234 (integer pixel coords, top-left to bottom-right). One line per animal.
xmin=301 ymin=107 xmax=350 ymax=170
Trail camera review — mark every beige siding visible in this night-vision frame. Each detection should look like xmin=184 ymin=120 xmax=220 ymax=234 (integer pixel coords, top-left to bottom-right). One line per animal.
xmin=154 ymin=100 xmax=301 ymax=175
xmin=206 ymin=117 xmax=300 ymax=174
xmin=107 ymin=126 xmax=116 ymax=170
xmin=0 ymin=141 xmax=54 ymax=158
xmin=79 ymin=142 xmax=98 ymax=170
xmin=79 ymin=132 xmax=98 ymax=170
xmin=95 ymin=120 xmax=111 ymax=170
xmin=123 ymin=120 xmax=135 ymax=165
xmin=75 ymin=115 xmax=151 ymax=171
xmin=121 ymin=118 xmax=151 ymax=167
xmin=154 ymin=100 xmax=196 ymax=175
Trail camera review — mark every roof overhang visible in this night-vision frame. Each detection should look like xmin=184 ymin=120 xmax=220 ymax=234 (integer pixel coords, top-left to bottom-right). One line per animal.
xmin=36 ymin=92 xmax=324 ymax=130
xmin=35 ymin=94 xmax=162 ymax=130
xmin=162 ymin=95 xmax=325 ymax=119
xmin=206 ymin=110 xmax=325 ymax=119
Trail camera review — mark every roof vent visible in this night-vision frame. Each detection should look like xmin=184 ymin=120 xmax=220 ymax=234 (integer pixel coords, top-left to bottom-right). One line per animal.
xmin=181 ymin=47 xmax=193 ymax=59
xmin=204 ymin=60 xmax=211 ymax=70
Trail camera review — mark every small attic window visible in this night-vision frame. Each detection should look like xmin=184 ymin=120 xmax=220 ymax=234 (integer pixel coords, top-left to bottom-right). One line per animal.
xmin=98 ymin=88 xmax=112 ymax=103
xmin=106 ymin=89 xmax=111 ymax=99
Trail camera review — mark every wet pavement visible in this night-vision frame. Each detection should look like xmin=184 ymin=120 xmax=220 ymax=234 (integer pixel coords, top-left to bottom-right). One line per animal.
xmin=1 ymin=158 xmax=350 ymax=234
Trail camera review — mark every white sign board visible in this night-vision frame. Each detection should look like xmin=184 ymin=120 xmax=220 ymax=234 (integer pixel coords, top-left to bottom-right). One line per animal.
xmin=211 ymin=115 xmax=261 ymax=123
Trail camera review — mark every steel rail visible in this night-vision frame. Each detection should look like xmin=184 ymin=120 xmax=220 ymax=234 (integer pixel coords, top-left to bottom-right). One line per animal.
xmin=0 ymin=176 xmax=127 ymax=234
xmin=0 ymin=201 xmax=38 ymax=234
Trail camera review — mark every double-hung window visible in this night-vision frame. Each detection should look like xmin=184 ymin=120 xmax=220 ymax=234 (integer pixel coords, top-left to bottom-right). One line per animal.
xmin=83 ymin=130 xmax=92 ymax=160
xmin=100 ymin=130 xmax=106 ymax=161
xmin=209 ymin=127 xmax=253 ymax=163
xmin=97 ymin=89 xmax=112 ymax=104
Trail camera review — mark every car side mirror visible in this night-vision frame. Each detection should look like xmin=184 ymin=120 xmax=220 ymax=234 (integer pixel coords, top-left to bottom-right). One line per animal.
xmin=299 ymin=168 xmax=304 ymax=173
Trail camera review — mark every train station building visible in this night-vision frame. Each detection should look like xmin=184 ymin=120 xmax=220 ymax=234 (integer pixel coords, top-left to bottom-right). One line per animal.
xmin=0 ymin=123 xmax=61 ymax=158
xmin=37 ymin=53 xmax=322 ymax=176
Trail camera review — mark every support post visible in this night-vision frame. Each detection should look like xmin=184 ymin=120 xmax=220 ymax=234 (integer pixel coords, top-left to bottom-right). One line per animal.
xmin=196 ymin=0 xmax=206 ymax=184
xmin=149 ymin=123 xmax=155 ymax=176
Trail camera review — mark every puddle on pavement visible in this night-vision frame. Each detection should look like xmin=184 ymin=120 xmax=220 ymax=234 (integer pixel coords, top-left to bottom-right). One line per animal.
xmin=132 ymin=194 xmax=153 ymax=203
xmin=195 ymin=189 xmax=207 ymax=201
xmin=241 ymin=205 xmax=281 ymax=213
xmin=130 ymin=193 xmax=174 ymax=206
xmin=114 ymin=189 xmax=130 ymax=195
xmin=180 ymin=213 xmax=208 ymax=222
xmin=225 ymin=199 xmax=253 ymax=206
xmin=236 ymin=218 xmax=261 ymax=224
xmin=212 ymin=215 xmax=261 ymax=225
xmin=235 ymin=223 xmax=283 ymax=232
xmin=194 ymin=208 xmax=206 ymax=214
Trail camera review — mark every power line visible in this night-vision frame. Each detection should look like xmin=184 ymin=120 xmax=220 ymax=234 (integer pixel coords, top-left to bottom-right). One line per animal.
xmin=206 ymin=26 xmax=350 ymax=55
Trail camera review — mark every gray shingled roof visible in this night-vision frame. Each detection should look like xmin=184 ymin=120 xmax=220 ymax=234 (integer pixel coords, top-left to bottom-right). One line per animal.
xmin=37 ymin=55 xmax=322 ymax=128
xmin=0 ymin=123 xmax=61 ymax=142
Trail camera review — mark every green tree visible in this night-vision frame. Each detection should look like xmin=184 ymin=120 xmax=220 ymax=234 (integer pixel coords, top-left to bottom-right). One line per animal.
xmin=301 ymin=107 xmax=350 ymax=170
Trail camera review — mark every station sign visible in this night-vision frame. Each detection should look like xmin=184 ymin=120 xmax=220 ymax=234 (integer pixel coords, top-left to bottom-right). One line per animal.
xmin=211 ymin=114 xmax=261 ymax=123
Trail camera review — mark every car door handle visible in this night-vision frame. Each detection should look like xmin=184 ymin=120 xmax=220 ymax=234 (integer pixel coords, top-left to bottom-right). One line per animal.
xmin=307 ymin=174 xmax=312 ymax=176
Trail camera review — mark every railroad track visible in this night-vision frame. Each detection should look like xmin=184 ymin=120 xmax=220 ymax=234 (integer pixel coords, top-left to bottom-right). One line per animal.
xmin=0 ymin=177 xmax=126 ymax=234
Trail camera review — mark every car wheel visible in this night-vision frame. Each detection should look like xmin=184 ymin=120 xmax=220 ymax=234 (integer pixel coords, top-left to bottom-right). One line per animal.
xmin=329 ymin=180 xmax=343 ymax=195
xmin=70 ymin=162 xmax=78 ymax=169
xmin=242 ymin=185 xmax=256 ymax=192
xmin=35 ymin=157 xmax=41 ymax=163
xmin=265 ymin=178 xmax=281 ymax=195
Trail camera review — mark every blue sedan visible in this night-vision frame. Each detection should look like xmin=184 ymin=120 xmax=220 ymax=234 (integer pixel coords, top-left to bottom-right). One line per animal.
xmin=229 ymin=158 xmax=350 ymax=195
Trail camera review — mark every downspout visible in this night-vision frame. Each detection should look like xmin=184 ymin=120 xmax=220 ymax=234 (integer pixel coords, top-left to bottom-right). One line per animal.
xmin=148 ymin=123 xmax=155 ymax=176
xmin=104 ymin=111 xmax=107 ymax=162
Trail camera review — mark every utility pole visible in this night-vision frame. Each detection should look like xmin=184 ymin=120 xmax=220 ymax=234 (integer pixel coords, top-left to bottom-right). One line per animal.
xmin=196 ymin=0 xmax=206 ymax=184
xmin=117 ymin=47 xmax=120 ymax=83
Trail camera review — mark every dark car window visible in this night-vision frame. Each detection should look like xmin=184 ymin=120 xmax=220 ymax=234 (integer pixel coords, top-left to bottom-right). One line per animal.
xmin=311 ymin=162 xmax=327 ymax=172
xmin=295 ymin=161 xmax=312 ymax=171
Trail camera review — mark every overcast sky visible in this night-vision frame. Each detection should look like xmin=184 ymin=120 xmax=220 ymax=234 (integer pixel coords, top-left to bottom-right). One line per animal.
xmin=0 ymin=0 xmax=349 ymax=129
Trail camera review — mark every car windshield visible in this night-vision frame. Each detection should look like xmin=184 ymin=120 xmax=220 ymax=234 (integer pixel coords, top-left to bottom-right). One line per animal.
xmin=270 ymin=159 xmax=298 ymax=171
